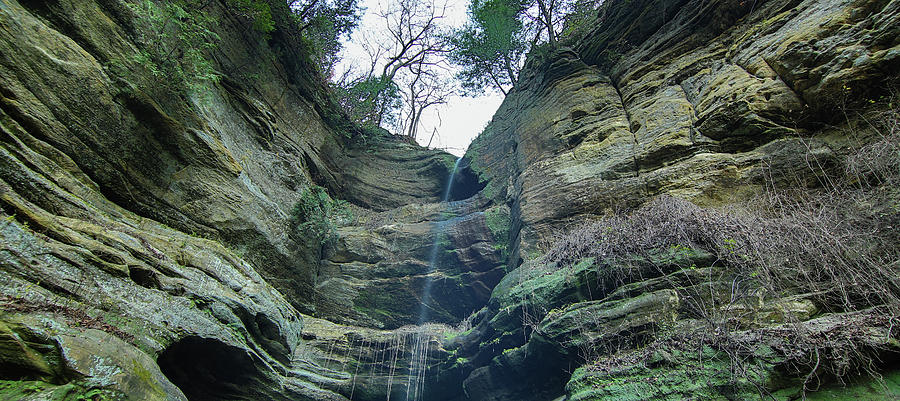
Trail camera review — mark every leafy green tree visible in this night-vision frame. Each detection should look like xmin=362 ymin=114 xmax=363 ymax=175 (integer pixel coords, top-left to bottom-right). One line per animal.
xmin=449 ymin=0 xmax=599 ymax=95
xmin=448 ymin=0 xmax=526 ymax=96
xmin=127 ymin=0 xmax=361 ymax=93
xmin=223 ymin=0 xmax=362 ymax=74
xmin=331 ymin=75 xmax=402 ymax=130
xmin=227 ymin=0 xmax=277 ymax=33
xmin=128 ymin=0 xmax=221 ymax=93
xmin=559 ymin=0 xmax=597 ymax=38
xmin=289 ymin=0 xmax=362 ymax=74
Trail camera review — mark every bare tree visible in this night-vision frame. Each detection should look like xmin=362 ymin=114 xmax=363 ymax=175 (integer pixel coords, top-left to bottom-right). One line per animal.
xmin=396 ymin=56 xmax=452 ymax=140
xmin=532 ymin=0 xmax=559 ymax=44
xmin=523 ymin=0 xmax=602 ymax=47
xmin=335 ymin=0 xmax=454 ymax=141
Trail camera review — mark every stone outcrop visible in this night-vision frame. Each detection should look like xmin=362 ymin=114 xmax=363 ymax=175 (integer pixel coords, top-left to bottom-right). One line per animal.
xmin=319 ymin=195 xmax=508 ymax=329
xmin=467 ymin=0 xmax=900 ymax=262
xmin=0 ymin=0 xmax=459 ymax=316
xmin=0 ymin=0 xmax=479 ymax=399
xmin=456 ymin=0 xmax=900 ymax=398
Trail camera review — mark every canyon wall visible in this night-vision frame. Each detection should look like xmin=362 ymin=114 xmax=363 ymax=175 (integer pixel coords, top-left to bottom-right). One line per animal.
xmin=454 ymin=0 xmax=900 ymax=399
xmin=0 ymin=0 xmax=898 ymax=399
xmin=0 ymin=0 xmax=492 ymax=398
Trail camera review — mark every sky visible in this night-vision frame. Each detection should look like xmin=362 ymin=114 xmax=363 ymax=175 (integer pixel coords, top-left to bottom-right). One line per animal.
xmin=334 ymin=0 xmax=505 ymax=156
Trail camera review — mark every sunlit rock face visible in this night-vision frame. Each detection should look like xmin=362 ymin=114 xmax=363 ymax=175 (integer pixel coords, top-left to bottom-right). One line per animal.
xmin=468 ymin=0 xmax=899 ymax=264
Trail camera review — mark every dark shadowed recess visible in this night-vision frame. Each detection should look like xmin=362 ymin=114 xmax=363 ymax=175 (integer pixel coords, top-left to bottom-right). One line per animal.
xmin=157 ymin=336 xmax=262 ymax=401
xmin=448 ymin=157 xmax=486 ymax=201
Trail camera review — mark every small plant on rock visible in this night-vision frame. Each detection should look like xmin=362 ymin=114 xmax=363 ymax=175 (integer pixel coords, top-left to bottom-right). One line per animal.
xmin=127 ymin=0 xmax=221 ymax=94
xmin=290 ymin=185 xmax=351 ymax=247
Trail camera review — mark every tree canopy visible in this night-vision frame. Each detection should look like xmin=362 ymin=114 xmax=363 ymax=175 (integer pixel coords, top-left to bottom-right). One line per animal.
xmin=331 ymin=0 xmax=454 ymax=142
xmin=324 ymin=0 xmax=600 ymax=141
xmin=289 ymin=0 xmax=362 ymax=74
xmin=448 ymin=0 xmax=597 ymax=95
xmin=448 ymin=0 xmax=526 ymax=96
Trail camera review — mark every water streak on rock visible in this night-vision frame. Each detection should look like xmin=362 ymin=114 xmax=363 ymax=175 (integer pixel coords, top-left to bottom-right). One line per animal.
xmin=401 ymin=157 xmax=461 ymax=401
xmin=418 ymin=157 xmax=463 ymax=324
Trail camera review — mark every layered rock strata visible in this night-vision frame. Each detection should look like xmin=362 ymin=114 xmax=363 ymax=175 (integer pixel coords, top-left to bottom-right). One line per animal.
xmin=456 ymin=0 xmax=900 ymax=398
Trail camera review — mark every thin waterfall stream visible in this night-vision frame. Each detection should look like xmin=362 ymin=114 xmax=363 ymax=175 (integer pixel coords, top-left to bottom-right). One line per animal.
xmin=343 ymin=159 xmax=463 ymax=401
xmin=402 ymin=157 xmax=462 ymax=401
xmin=418 ymin=157 xmax=462 ymax=324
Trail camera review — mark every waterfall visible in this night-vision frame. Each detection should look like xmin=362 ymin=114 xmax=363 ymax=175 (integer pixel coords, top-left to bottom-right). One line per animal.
xmin=418 ymin=157 xmax=462 ymax=324
xmin=401 ymin=157 xmax=461 ymax=401
xmin=341 ymin=159 xmax=461 ymax=401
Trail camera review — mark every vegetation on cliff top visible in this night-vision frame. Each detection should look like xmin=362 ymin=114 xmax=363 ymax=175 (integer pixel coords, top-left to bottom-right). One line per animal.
xmin=122 ymin=0 xmax=603 ymax=145
xmin=447 ymin=0 xmax=597 ymax=95
xmin=124 ymin=0 xmax=359 ymax=105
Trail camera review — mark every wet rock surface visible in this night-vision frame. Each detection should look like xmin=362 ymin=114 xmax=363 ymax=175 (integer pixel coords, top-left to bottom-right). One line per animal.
xmin=0 ymin=0 xmax=461 ymax=399
xmin=317 ymin=196 xmax=508 ymax=329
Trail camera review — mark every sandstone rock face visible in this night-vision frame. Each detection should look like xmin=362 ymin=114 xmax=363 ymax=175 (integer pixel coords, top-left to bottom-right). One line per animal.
xmin=319 ymin=196 xmax=507 ymax=329
xmin=456 ymin=0 xmax=900 ymax=398
xmin=0 ymin=0 xmax=457 ymax=317
xmin=468 ymin=0 xmax=899 ymax=262
xmin=0 ymin=0 xmax=473 ymax=399
xmin=0 ymin=0 xmax=897 ymax=399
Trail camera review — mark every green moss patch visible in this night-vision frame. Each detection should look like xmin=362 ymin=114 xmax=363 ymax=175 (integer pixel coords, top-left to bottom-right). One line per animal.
xmin=0 ymin=380 xmax=120 ymax=401
xmin=566 ymin=347 xmax=765 ymax=401
xmin=484 ymin=206 xmax=511 ymax=260
xmin=774 ymin=369 xmax=900 ymax=400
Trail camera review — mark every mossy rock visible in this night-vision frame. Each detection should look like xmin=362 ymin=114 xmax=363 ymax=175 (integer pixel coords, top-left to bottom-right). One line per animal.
xmin=565 ymin=348 xmax=765 ymax=401
xmin=0 ymin=380 xmax=123 ymax=401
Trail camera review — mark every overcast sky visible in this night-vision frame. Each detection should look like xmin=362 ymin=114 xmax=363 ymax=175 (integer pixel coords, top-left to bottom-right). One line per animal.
xmin=335 ymin=0 xmax=504 ymax=156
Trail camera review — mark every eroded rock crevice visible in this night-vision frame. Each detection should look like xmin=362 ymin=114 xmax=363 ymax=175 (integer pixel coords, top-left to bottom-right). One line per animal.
xmin=158 ymin=337 xmax=262 ymax=401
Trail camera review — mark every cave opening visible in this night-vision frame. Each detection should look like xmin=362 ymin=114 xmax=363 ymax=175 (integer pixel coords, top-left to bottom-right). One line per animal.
xmin=157 ymin=336 xmax=259 ymax=401
xmin=447 ymin=157 xmax=486 ymax=201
